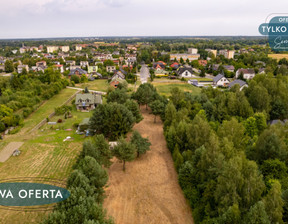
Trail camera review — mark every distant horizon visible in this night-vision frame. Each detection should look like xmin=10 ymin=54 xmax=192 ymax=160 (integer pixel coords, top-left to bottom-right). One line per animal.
xmin=0 ymin=35 xmax=266 ymax=41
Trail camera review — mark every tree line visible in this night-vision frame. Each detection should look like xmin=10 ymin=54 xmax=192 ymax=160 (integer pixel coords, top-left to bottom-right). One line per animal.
xmin=161 ymin=74 xmax=288 ymax=223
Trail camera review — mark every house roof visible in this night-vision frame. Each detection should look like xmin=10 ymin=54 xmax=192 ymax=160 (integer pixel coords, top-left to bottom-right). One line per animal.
xmin=153 ymin=62 xmax=165 ymax=69
xmin=228 ymin=79 xmax=247 ymax=88
xmin=69 ymin=68 xmax=87 ymax=76
xmin=176 ymin=66 xmax=193 ymax=75
xmin=75 ymin=93 xmax=102 ymax=105
xmin=237 ymin=68 xmax=255 ymax=74
xmin=213 ymin=74 xmax=225 ymax=83
xmin=223 ymin=65 xmax=235 ymax=71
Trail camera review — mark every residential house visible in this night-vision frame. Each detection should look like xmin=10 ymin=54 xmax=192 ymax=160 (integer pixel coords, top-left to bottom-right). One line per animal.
xmin=170 ymin=62 xmax=180 ymax=69
xmin=236 ymin=68 xmax=255 ymax=79
xmin=213 ymin=74 xmax=229 ymax=87
xmin=69 ymin=68 xmax=87 ymax=78
xmin=126 ymin=57 xmax=137 ymax=65
xmin=36 ymin=61 xmax=47 ymax=67
xmin=80 ymin=61 xmax=89 ymax=68
xmin=219 ymin=50 xmax=235 ymax=59
xmin=258 ymin=68 xmax=265 ymax=74
xmin=153 ymin=62 xmax=166 ymax=71
xmin=88 ymin=66 xmax=98 ymax=74
xmin=205 ymin=49 xmax=217 ymax=57
xmin=111 ymin=71 xmax=125 ymax=80
xmin=54 ymin=64 xmax=64 ymax=73
xmin=223 ymin=65 xmax=235 ymax=72
xmin=176 ymin=66 xmax=194 ymax=78
xmin=17 ymin=65 xmax=29 ymax=74
xmin=66 ymin=60 xmax=76 ymax=66
xmin=188 ymin=48 xmax=198 ymax=54
xmin=61 ymin=46 xmax=70 ymax=52
xmin=106 ymin=65 xmax=116 ymax=73
xmin=228 ymin=79 xmax=248 ymax=91
xmin=198 ymin=60 xmax=208 ymax=66
xmin=75 ymin=93 xmax=102 ymax=111
xmin=47 ymin=46 xmax=59 ymax=53
xmin=75 ymin=45 xmax=82 ymax=51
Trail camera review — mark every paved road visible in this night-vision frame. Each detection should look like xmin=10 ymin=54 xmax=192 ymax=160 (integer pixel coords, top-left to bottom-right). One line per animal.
xmin=140 ymin=64 xmax=150 ymax=84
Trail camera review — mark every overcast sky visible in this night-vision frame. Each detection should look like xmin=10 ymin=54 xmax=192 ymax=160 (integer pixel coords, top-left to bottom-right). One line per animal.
xmin=0 ymin=0 xmax=287 ymax=39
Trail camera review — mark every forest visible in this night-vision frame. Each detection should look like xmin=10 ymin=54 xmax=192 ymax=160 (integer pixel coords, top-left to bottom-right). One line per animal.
xmin=162 ymin=74 xmax=288 ymax=223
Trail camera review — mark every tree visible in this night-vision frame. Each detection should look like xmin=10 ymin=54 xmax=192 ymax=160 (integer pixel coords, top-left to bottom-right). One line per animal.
xmin=243 ymin=201 xmax=270 ymax=224
xmin=254 ymin=129 xmax=287 ymax=163
xmin=70 ymin=75 xmax=80 ymax=84
xmin=149 ymin=100 xmax=165 ymax=123
xmin=164 ymin=102 xmax=177 ymax=129
xmin=89 ymin=103 xmax=135 ymax=140
xmin=264 ymin=180 xmax=284 ymax=223
xmin=81 ymin=135 xmax=113 ymax=168
xmin=124 ymin=100 xmax=143 ymax=123
xmin=133 ymin=83 xmax=157 ymax=109
xmin=130 ymin=130 xmax=151 ymax=157
xmin=113 ymin=137 xmax=136 ymax=171
xmin=107 ymin=88 xmax=129 ymax=104
xmin=172 ymin=144 xmax=184 ymax=171
xmin=4 ymin=60 xmax=14 ymax=73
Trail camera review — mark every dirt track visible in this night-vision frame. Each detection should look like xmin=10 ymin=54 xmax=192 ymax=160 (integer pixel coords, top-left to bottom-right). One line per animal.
xmin=103 ymin=107 xmax=194 ymax=224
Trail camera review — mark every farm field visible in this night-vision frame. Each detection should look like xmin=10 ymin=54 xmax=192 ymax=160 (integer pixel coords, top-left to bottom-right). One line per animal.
xmin=268 ymin=53 xmax=288 ymax=61
xmin=0 ymin=88 xmax=92 ymax=223
xmin=104 ymin=106 xmax=194 ymax=224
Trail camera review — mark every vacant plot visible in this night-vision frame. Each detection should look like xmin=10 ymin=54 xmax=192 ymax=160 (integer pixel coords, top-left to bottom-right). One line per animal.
xmin=268 ymin=54 xmax=288 ymax=61
xmin=152 ymin=82 xmax=201 ymax=96
xmin=103 ymin=107 xmax=193 ymax=224
xmin=76 ymin=79 xmax=109 ymax=92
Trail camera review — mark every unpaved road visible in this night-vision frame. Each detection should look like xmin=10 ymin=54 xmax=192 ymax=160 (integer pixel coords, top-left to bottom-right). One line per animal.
xmin=0 ymin=142 xmax=24 ymax=162
xmin=103 ymin=107 xmax=193 ymax=224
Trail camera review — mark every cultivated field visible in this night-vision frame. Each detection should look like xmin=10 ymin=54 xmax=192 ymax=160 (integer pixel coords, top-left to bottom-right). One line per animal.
xmin=103 ymin=107 xmax=194 ymax=224
xmin=268 ymin=53 xmax=288 ymax=61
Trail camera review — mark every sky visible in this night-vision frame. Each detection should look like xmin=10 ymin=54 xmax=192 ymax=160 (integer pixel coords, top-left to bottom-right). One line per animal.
xmin=0 ymin=0 xmax=288 ymax=39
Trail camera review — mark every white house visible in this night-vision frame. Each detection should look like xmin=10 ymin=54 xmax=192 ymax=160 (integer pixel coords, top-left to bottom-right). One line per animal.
xmin=176 ymin=66 xmax=194 ymax=78
xmin=213 ymin=74 xmax=229 ymax=87
xmin=236 ymin=68 xmax=255 ymax=80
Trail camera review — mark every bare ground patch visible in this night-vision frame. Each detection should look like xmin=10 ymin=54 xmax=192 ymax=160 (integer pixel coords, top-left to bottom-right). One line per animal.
xmin=103 ymin=106 xmax=193 ymax=224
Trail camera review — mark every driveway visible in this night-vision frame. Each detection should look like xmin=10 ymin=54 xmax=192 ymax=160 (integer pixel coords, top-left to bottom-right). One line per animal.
xmin=140 ymin=64 xmax=150 ymax=84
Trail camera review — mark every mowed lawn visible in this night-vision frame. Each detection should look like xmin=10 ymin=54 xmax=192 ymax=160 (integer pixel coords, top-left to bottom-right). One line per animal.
xmin=152 ymin=82 xmax=202 ymax=96
xmin=268 ymin=54 xmax=288 ymax=61
xmin=0 ymin=89 xmax=90 ymax=223
xmin=76 ymin=79 xmax=109 ymax=92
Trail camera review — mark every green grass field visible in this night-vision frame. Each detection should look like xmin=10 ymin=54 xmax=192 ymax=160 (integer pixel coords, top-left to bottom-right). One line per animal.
xmin=76 ymin=79 xmax=109 ymax=92
xmin=152 ymin=82 xmax=202 ymax=96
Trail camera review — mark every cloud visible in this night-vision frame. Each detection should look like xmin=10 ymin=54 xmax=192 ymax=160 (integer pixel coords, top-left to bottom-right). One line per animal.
xmin=100 ymin=0 xmax=130 ymax=7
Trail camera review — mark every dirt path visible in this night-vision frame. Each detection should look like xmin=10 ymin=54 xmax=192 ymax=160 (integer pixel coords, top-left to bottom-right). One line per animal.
xmin=0 ymin=142 xmax=24 ymax=162
xmin=103 ymin=107 xmax=194 ymax=224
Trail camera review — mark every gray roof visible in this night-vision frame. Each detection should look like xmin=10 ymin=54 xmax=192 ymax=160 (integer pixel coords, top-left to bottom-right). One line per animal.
xmin=176 ymin=66 xmax=193 ymax=75
xmin=75 ymin=93 xmax=102 ymax=105
xmin=213 ymin=74 xmax=224 ymax=83
xmin=228 ymin=79 xmax=247 ymax=88
xmin=69 ymin=68 xmax=87 ymax=76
